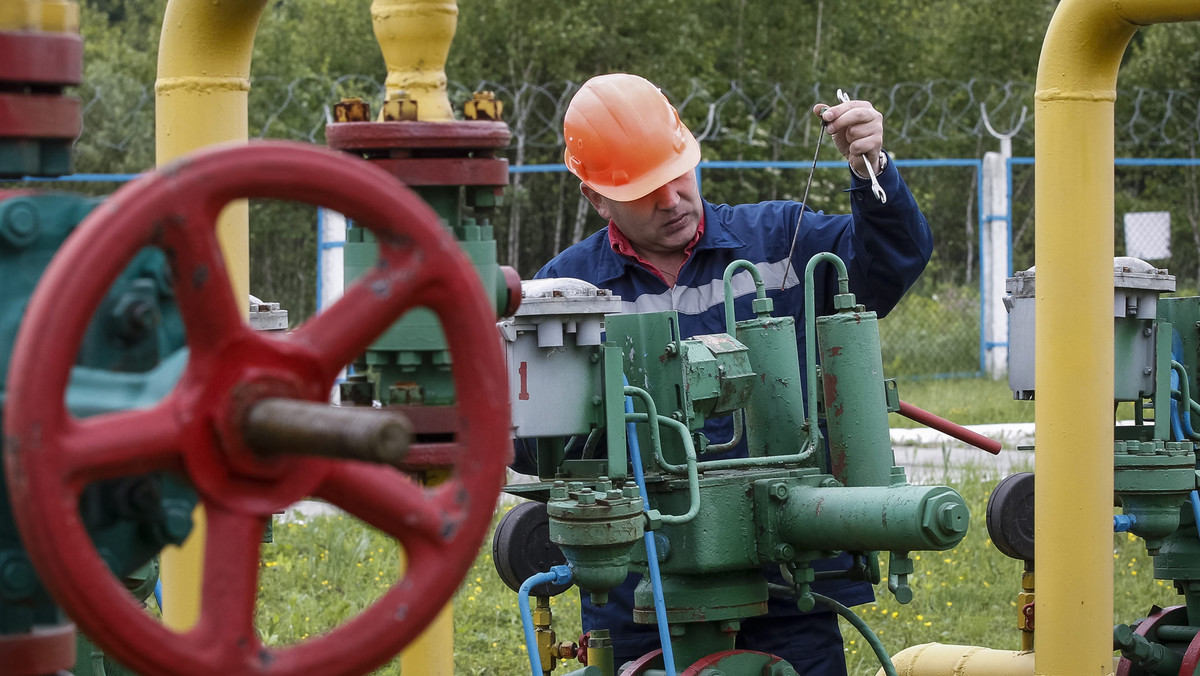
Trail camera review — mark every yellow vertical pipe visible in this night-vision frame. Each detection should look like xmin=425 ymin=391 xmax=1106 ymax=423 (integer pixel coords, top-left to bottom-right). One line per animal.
xmin=0 ymin=0 xmax=36 ymax=31
xmin=372 ymin=1 xmax=459 ymax=668
xmin=399 ymin=566 xmax=454 ymax=675
xmin=371 ymin=0 xmax=457 ymax=121
xmin=155 ymin=0 xmax=269 ymax=630
xmin=398 ymin=471 xmax=455 ymax=672
xmin=1035 ymin=2 xmax=1200 ymax=675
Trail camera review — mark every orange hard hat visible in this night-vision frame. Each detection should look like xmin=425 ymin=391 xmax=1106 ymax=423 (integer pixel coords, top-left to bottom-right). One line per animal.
xmin=563 ymin=73 xmax=701 ymax=202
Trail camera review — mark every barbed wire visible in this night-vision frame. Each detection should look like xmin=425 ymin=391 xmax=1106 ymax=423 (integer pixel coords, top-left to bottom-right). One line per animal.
xmin=77 ymin=76 xmax=1200 ymax=158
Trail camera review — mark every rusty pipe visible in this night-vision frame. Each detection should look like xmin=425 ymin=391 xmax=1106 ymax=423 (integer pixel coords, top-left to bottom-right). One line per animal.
xmin=897 ymin=401 xmax=1001 ymax=455
xmin=243 ymin=398 xmax=413 ymax=467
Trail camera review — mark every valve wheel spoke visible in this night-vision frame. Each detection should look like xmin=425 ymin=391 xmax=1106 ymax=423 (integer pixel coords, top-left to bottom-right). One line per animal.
xmin=58 ymin=404 xmax=185 ymax=484
xmin=192 ymin=503 xmax=267 ymax=653
xmin=315 ymin=462 xmax=452 ymax=547
xmin=289 ymin=251 xmax=439 ymax=379
xmin=157 ymin=200 xmax=251 ymax=355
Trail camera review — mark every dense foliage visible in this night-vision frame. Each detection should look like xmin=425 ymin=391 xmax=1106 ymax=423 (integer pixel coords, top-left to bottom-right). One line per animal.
xmin=72 ymin=2 xmax=1200 ymax=337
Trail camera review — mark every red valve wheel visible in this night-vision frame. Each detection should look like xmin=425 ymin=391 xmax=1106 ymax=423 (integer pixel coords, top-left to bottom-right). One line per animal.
xmin=3 ymin=141 xmax=511 ymax=676
xmin=1115 ymin=605 xmax=1187 ymax=676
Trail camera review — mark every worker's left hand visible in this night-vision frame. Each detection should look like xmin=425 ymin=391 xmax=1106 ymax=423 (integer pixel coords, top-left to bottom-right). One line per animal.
xmin=813 ymin=98 xmax=885 ymax=178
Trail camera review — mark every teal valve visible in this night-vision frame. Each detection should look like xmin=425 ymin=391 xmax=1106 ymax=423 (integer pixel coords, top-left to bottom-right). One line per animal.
xmin=888 ymin=551 xmax=914 ymax=604
xmin=1115 ymin=623 xmax=1184 ymax=675
xmin=786 ymin=561 xmax=817 ymax=612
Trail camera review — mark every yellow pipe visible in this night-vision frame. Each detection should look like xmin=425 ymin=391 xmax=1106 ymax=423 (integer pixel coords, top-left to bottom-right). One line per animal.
xmin=0 ymin=1 xmax=36 ymax=31
xmin=881 ymin=644 xmax=1123 ymax=676
xmin=38 ymin=1 xmax=78 ymax=33
xmin=372 ymin=1 xmax=459 ymax=667
xmin=399 ymin=469 xmax=455 ymax=672
xmin=401 ymin=599 xmax=454 ymax=674
xmin=372 ymin=0 xmax=457 ymax=121
xmin=0 ymin=0 xmax=79 ymax=32
xmin=1035 ymin=2 xmax=1200 ymax=675
xmin=880 ymin=644 xmax=1034 ymax=676
xmin=155 ymin=0 xmax=269 ymax=631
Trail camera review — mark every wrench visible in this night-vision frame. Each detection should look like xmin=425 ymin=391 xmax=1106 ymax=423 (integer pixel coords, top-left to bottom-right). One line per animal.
xmin=836 ymin=89 xmax=887 ymax=204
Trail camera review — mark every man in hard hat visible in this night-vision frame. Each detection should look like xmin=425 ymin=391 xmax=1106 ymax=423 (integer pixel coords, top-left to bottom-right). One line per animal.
xmin=533 ymin=73 xmax=932 ymax=674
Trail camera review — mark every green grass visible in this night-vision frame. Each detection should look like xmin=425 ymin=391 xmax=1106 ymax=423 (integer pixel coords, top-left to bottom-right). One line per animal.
xmin=249 ymin=477 xmax=1177 ymax=676
xmin=248 ymin=507 xmax=580 ymax=675
xmin=238 ymin=378 xmax=1168 ymax=675
xmin=839 ymin=467 xmax=1175 ymax=675
xmin=888 ymin=376 xmax=1034 ymax=428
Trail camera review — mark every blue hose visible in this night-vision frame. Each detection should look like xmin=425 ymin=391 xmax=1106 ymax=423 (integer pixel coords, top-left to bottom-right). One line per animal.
xmin=624 ymin=376 xmax=678 ymax=676
xmin=519 ymin=565 xmax=573 ymax=676
xmin=1170 ymin=331 xmax=1192 ymax=441
xmin=1190 ymin=492 xmax=1200 ymax=542
xmin=154 ymin=579 xmax=162 ymax=612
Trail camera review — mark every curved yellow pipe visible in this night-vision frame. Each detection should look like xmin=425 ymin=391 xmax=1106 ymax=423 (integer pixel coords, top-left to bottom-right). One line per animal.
xmin=879 ymin=644 xmax=1034 ymax=676
xmin=880 ymin=644 xmax=1122 ymax=676
xmin=156 ymin=0 xmax=268 ymax=301
xmin=1035 ymin=2 xmax=1200 ymax=675
xmin=154 ymin=0 xmax=270 ymax=631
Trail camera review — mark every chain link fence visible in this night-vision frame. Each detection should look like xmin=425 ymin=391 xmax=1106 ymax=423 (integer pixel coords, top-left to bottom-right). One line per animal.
xmin=65 ymin=77 xmax=1200 ymax=379
xmin=78 ymin=77 xmax=1200 ymax=154
xmin=1010 ymin=160 xmax=1200 ymax=295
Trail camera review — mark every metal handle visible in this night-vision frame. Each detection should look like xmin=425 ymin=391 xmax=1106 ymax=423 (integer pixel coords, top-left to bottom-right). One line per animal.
xmin=243 ymin=398 xmax=413 ymax=467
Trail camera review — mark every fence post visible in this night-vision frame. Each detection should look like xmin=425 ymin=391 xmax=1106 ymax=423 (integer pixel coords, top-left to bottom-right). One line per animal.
xmin=980 ymin=104 xmax=1026 ymax=380
xmin=317 ymin=208 xmax=346 ymax=313
xmin=982 ymin=151 xmax=1009 ymax=379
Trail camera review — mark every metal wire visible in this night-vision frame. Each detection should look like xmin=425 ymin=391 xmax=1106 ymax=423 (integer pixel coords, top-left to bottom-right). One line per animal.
xmin=74 ymin=76 xmax=1200 ymax=159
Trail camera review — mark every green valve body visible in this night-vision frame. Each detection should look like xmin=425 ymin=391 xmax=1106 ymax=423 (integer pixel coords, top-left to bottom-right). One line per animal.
xmin=767 ymin=483 xmax=970 ymax=552
xmin=546 ymin=480 xmax=644 ymax=605
xmin=817 ymin=307 xmax=893 ymax=486
xmin=504 ymin=256 xmax=975 ymax=674
xmin=0 ymin=193 xmax=194 ymax=674
xmin=343 ymin=186 xmax=506 ymax=406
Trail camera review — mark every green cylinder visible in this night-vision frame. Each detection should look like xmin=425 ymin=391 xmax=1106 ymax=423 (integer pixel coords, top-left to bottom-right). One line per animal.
xmin=776 ymin=484 xmax=969 ymax=552
xmin=735 ymin=316 xmax=809 ymax=458
xmin=816 ymin=309 xmax=892 ymax=486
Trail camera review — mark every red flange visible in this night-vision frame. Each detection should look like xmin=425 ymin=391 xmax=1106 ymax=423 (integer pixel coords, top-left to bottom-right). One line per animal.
xmin=4 ymin=141 xmax=511 ymax=676
xmin=326 ymin=120 xmax=511 ymax=151
xmin=368 ymin=156 xmax=509 ymax=186
xmin=0 ymin=93 xmax=81 ymax=139
xmin=680 ymin=649 xmax=783 ymax=674
xmin=1181 ymin=630 xmax=1200 ymax=676
xmin=620 ymin=648 xmax=786 ymax=675
xmin=0 ymin=623 xmax=76 ymax=676
xmin=620 ymin=648 xmax=664 ymax=674
xmin=1116 ymin=605 xmax=1187 ymax=676
xmin=0 ymin=32 xmax=83 ymax=86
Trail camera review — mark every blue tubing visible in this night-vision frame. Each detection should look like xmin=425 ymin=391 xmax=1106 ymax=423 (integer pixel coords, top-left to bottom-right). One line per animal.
xmin=154 ymin=579 xmax=162 ymax=612
xmin=624 ymin=376 xmax=678 ymax=676
xmin=519 ymin=565 xmax=573 ymax=676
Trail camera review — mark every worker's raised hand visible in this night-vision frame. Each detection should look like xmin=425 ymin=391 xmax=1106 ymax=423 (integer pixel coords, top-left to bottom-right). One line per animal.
xmin=813 ymin=97 xmax=885 ymax=178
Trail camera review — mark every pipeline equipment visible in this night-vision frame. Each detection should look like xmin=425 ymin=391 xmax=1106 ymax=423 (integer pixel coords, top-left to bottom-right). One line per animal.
xmin=2 ymin=141 xmax=511 ymax=676
xmin=971 ymin=257 xmax=1200 ymax=676
xmin=496 ymin=255 xmax=976 ymax=675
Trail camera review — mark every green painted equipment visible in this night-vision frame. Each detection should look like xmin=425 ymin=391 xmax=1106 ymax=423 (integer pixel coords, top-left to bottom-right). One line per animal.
xmin=1001 ymin=257 xmax=1200 ymax=673
xmin=0 ymin=191 xmax=192 ymax=674
xmin=497 ymin=254 xmax=970 ymax=675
